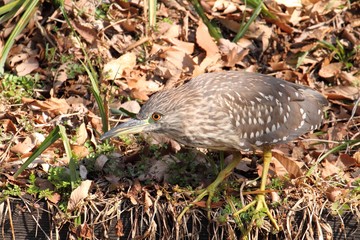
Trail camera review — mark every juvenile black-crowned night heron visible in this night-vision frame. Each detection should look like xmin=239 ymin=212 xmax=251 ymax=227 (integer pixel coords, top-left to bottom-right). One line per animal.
xmin=101 ymin=71 xmax=328 ymax=230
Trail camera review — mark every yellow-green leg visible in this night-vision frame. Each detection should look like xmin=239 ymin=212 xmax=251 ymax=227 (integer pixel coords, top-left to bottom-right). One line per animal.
xmin=234 ymin=147 xmax=280 ymax=231
xmin=177 ymin=153 xmax=242 ymax=222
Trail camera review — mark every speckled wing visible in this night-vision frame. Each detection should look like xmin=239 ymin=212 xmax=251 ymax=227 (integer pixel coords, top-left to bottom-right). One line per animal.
xmin=213 ymin=71 xmax=327 ymax=151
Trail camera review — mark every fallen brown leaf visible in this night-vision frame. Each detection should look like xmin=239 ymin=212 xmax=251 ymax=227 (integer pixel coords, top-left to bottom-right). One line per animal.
xmin=103 ymin=52 xmax=137 ymax=80
xmin=16 ymin=56 xmax=39 ymax=76
xmin=72 ymin=145 xmax=90 ymax=159
xmin=319 ymin=62 xmax=343 ymax=78
xmin=22 ymin=97 xmax=71 ymax=116
xmin=67 ymin=180 xmax=92 ymax=211
xmin=73 ymin=123 xmax=88 ymax=145
xmin=115 ymin=219 xmax=125 ymax=237
xmin=10 ymin=133 xmax=45 ymax=155
xmin=272 ymin=149 xmax=303 ymax=178
xmin=321 ymin=160 xmax=341 ymax=179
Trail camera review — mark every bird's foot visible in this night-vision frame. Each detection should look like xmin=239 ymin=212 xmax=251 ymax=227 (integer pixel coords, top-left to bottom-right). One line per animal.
xmin=235 ymin=146 xmax=280 ymax=231
xmin=177 ymin=170 xmax=224 ymax=222
xmin=234 ymin=193 xmax=280 ymax=231
xmin=177 ymin=153 xmax=242 ymax=222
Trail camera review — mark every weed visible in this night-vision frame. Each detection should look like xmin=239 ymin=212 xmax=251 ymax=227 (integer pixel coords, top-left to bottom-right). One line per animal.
xmin=66 ymin=63 xmax=86 ymax=79
xmin=27 ymin=173 xmax=54 ymax=199
xmin=60 ymin=54 xmax=73 ymax=64
xmin=0 ymin=74 xmax=41 ymax=103
xmin=331 ymin=201 xmax=350 ymax=215
xmin=38 ymin=189 xmax=55 ymax=199
xmin=270 ymin=177 xmax=286 ymax=190
xmin=319 ymin=39 xmax=359 ymax=69
xmin=18 ymin=115 xmax=34 ymax=132
xmin=127 ymin=160 xmax=148 ymax=178
xmin=119 ymin=135 xmax=134 ymax=146
xmin=27 ymin=173 xmax=40 ymax=195
xmin=48 ymin=166 xmax=73 ymax=190
xmin=167 ymin=152 xmax=214 ymax=187
xmin=1 ymin=184 xmax=22 ymax=198
xmin=95 ymin=3 xmax=110 ymax=20
xmin=352 ymin=178 xmax=360 ymax=194
xmin=149 ymin=144 xmax=168 ymax=159
xmin=161 ymin=17 xmax=173 ymax=24
xmin=45 ymin=44 xmax=57 ymax=62
xmin=221 ymin=196 xmax=252 ymax=224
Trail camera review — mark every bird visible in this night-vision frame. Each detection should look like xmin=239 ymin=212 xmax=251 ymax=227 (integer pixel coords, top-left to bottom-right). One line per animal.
xmin=100 ymin=71 xmax=328 ymax=230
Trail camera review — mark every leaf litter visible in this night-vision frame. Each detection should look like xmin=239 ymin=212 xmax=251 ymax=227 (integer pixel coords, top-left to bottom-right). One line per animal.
xmin=0 ymin=0 xmax=359 ymax=239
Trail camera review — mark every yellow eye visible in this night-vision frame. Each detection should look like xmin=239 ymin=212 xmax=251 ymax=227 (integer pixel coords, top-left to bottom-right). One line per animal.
xmin=151 ymin=112 xmax=162 ymax=121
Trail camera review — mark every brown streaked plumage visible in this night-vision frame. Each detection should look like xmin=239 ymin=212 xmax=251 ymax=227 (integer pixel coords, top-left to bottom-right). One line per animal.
xmin=101 ymin=71 xmax=327 ymax=150
xmin=101 ymin=71 xmax=328 ymax=230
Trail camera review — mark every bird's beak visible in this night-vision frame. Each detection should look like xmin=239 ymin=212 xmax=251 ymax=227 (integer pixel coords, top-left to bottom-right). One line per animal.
xmin=100 ymin=119 xmax=149 ymax=140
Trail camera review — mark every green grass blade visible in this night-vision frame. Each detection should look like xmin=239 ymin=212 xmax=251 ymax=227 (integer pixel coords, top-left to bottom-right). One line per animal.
xmin=0 ymin=0 xmax=40 ymax=74
xmin=58 ymin=125 xmax=79 ymax=189
xmin=149 ymin=0 xmax=157 ymax=27
xmin=81 ymin=61 xmax=108 ymax=133
xmin=296 ymin=51 xmax=309 ymax=69
xmin=14 ymin=125 xmax=61 ymax=178
xmin=111 ymin=107 xmax=137 ymax=118
xmin=189 ymin=0 xmax=222 ymax=40
xmin=244 ymin=0 xmax=276 ymax=19
xmin=59 ymin=6 xmax=106 ymax=134
xmin=0 ymin=0 xmax=22 ymax=17
xmin=233 ymin=1 xmax=262 ymax=42
xmin=306 ymin=139 xmax=359 ymax=177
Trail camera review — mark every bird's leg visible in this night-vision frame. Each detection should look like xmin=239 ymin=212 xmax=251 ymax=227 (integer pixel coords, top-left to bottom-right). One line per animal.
xmin=233 ymin=147 xmax=280 ymax=231
xmin=252 ymin=147 xmax=279 ymax=230
xmin=177 ymin=152 xmax=242 ymax=222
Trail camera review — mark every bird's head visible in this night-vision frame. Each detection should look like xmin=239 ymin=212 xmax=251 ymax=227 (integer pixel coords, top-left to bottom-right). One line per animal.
xmin=100 ymin=88 xmax=189 ymax=140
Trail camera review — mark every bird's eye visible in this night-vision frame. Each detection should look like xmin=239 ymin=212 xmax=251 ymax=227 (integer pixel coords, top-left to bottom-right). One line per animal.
xmin=151 ymin=112 xmax=162 ymax=121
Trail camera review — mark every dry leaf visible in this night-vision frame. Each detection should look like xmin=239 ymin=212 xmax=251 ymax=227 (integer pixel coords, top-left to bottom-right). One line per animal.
xmin=10 ymin=133 xmax=45 ymax=155
xmin=115 ymin=219 xmax=125 ymax=237
xmin=103 ymin=52 xmax=137 ymax=80
xmin=95 ymin=154 xmax=109 ymax=171
xmin=319 ymin=62 xmax=343 ymax=78
xmin=271 ymin=157 xmax=290 ymax=178
xmin=144 ymin=191 xmax=153 ymax=213
xmin=196 ymin=21 xmax=219 ymax=57
xmin=79 ymin=165 xmax=88 ymax=180
xmin=275 ymin=0 xmax=302 ymax=8
xmin=22 ymin=97 xmax=71 ymax=116
xmin=72 ymin=145 xmax=90 ymax=159
xmin=53 ymin=64 xmax=68 ymax=94
xmin=74 ymin=123 xmax=88 ymax=145
xmin=1 ymin=119 xmax=17 ymax=133
xmin=163 ymin=37 xmax=194 ymax=54
xmin=47 ymin=192 xmax=61 ymax=204
xmin=67 ymin=180 xmax=92 ymax=211
xmin=89 ymin=110 xmax=103 ymax=135
xmin=119 ymin=100 xmax=141 ymax=114
xmin=71 ymin=20 xmax=97 ymax=44
xmin=337 ymin=154 xmax=357 ymax=169
xmin=162 ymin=47 xmax=196 ymax=72
xmin=16 ymin=56 xmax=39 ymax=76
xmin=325 ymin=86 xmax=359 ymax=101
xmin=354 ymin=152 xmax=360 ymax=165
xmin=321 ymin=160 xmax=341 ymax=179
xmin=325 ymin=186 xmax=343 ymax=202
xmin=163 ymin=24 xmax=182 ymax=38
xmin=76 ymin=223 xmax=92 ymax=239
xmin=272 ymin=149 xmax=303 ymax=178
xmin=212 ymin=0 xmax=238 ymax=13
xmin=218 ymin=38 xmax=249 ymax=67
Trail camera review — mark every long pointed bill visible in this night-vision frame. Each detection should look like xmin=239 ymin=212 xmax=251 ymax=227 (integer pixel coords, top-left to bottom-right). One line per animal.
xmin=100 ymin=119 xmax=150 ymax=140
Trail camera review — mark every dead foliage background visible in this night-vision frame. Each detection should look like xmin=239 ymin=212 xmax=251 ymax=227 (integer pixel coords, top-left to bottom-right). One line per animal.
xmin=0 ymin=0 xmax=359 ymax=239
